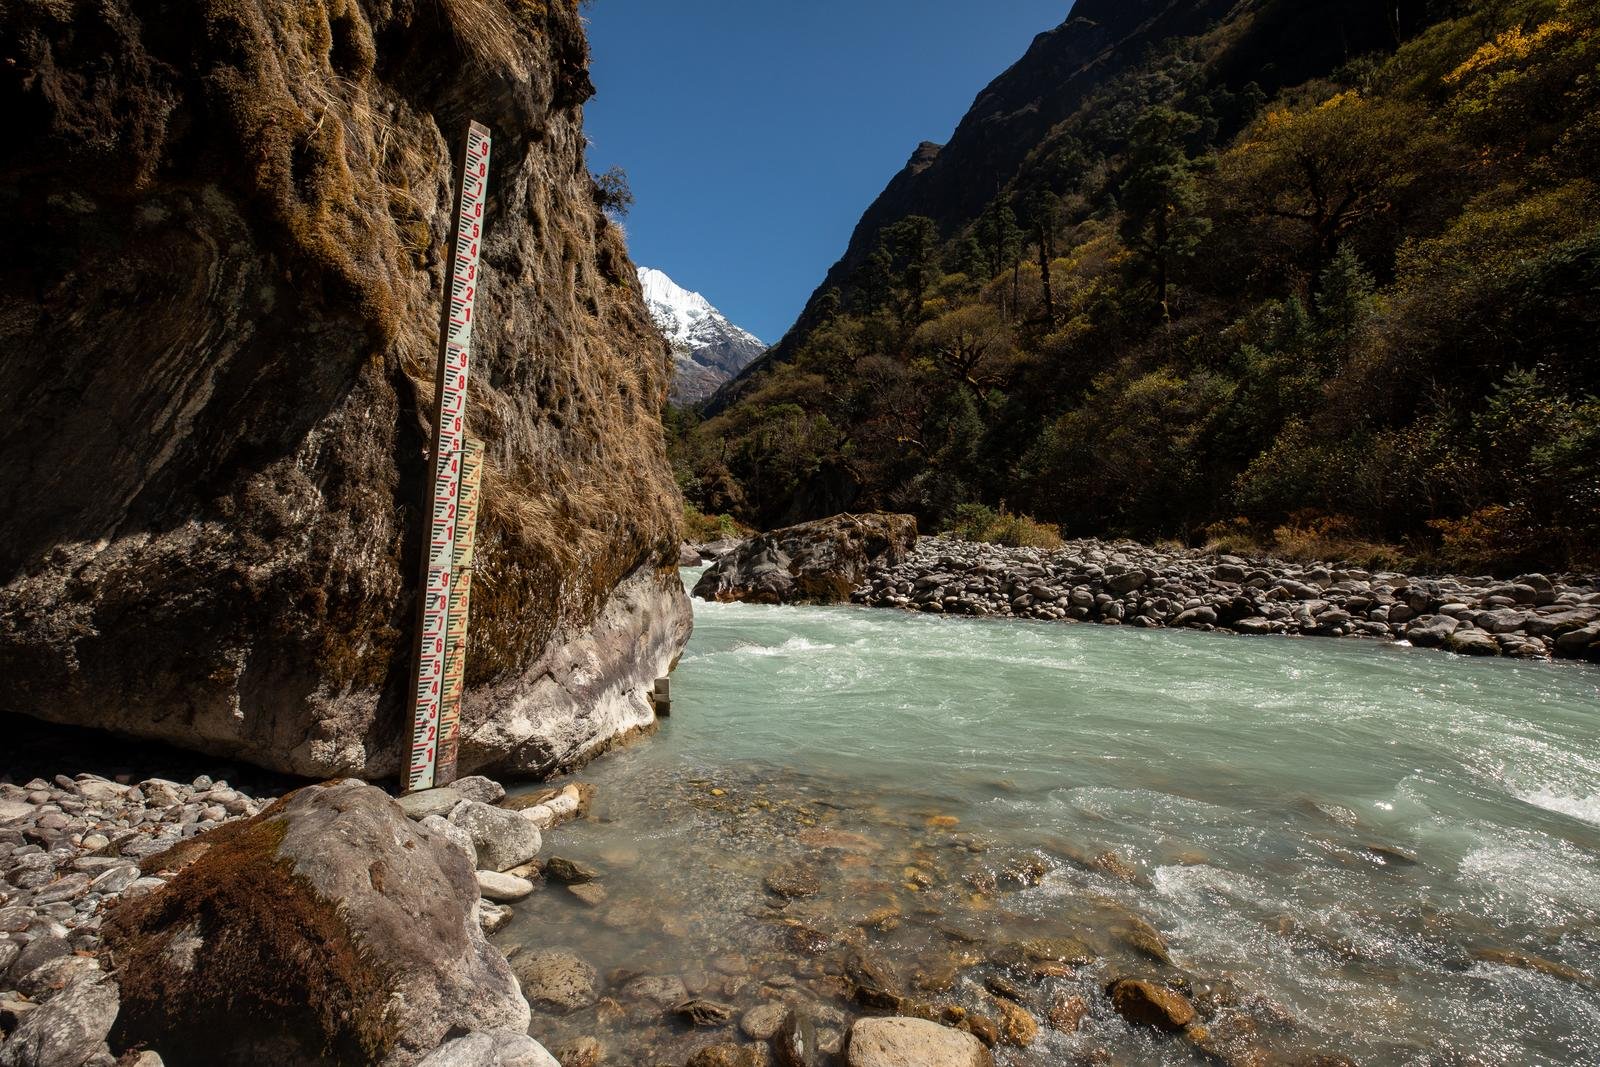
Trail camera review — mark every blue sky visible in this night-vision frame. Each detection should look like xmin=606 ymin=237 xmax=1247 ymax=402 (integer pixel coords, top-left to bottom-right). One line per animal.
xmin=583 ymin=1 xmax=1071 ymax=343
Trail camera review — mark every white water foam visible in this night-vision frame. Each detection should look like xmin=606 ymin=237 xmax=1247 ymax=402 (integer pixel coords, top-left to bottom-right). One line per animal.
xmin=1516 ymin=787 xmax=1600 ymax=827
xmin=729 ymin=636 xmax=835 ymax=657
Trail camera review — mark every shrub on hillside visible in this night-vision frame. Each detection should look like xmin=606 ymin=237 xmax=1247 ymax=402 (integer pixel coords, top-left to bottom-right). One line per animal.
xmin=945 ymin=504 xmax=1063 ymax=549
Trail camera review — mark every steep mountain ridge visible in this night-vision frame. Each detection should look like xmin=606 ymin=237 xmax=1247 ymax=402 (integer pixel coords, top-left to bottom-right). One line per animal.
xmin=715 ymin=0 xmax=1426 ymax=409
xmin=638 ymin=267 xmax=765 ymax=404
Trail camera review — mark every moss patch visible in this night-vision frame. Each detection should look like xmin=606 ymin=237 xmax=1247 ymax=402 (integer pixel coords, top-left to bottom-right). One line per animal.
xmin=103 ymin=792 xmax=397 ymax=1065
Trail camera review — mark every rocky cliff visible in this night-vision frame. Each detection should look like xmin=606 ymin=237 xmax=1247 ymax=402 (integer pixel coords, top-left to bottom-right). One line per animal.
xmin=0 ymin=0 xmax=691 ymax=777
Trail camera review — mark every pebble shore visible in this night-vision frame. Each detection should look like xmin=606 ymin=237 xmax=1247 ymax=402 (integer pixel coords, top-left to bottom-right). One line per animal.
xmin=851 ymin=536 xmax=1600 ymax=661
xmin=0 ymin=772 xmax=269 ymax=1066
xmin=0 ymin=759 xmax=591 ymax=1067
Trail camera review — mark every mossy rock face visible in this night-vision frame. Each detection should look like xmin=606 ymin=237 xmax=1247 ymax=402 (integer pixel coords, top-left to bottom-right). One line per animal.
xmin=103 ymin=780 xmax=528 ymax=1066
xmin=0 ymin=0 xmax=689 ymax=778
xmin=693 ymin=513 xmax=919 ymax=605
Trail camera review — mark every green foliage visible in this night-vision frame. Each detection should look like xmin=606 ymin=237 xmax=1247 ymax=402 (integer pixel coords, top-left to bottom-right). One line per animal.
xmin=945 ymin=503 xmax=1063 ymax=549
xmin=1117 ymin=107 xmax=1211 ymax=322
xmin=671 ymin=0 xmax=1600 ymax=573
xmin=592 ymin=165 xmax=632 ymax=217
xmin=683 ymin=503 xmax=749 ymax=543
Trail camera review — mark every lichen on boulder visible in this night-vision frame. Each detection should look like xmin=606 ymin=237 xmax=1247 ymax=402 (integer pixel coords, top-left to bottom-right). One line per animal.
xmin=102 ymin=779 xmax=528 ymax=1066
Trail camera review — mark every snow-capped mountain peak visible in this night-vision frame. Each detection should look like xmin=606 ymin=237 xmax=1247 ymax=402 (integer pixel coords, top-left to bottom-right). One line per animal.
xmin=637 ymin=266 xmax=766 ymax=405
xmin=638 ymin=267 xmax=719 ymax=346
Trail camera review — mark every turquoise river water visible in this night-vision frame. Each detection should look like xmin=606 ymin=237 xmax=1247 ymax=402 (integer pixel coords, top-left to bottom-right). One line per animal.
xmin=503 ymin=568 xmax=1600 ymax=1065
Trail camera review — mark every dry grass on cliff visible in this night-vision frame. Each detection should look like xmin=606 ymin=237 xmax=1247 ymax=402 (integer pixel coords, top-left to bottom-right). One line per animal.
xmin=437 ymin=0 xmax=531 ymax=75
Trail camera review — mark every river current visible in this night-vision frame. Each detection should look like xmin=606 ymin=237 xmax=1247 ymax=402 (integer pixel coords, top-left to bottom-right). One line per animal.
xmin=502 ymin=568 xmax=1600 ymax=1065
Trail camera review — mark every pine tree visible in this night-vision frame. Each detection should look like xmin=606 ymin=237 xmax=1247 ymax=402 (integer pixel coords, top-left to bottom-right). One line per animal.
xmin=1118 ymin=107 xmax=1210 ymax=324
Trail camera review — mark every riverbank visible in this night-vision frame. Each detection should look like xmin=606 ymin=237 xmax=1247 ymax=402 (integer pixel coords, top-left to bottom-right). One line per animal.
xmin=845 ymin=535 xmax=1600 ymax=661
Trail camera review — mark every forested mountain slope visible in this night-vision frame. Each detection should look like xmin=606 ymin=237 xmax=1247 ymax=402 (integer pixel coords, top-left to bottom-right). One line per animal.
xmin=677 ymin=0 xmax=1599 ymax=573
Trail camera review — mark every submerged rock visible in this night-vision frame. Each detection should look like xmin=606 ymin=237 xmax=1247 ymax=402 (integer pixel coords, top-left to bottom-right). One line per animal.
xmin=544 ymin=857 xmax=600 ymax=884
xmin=512 ymin=950 xmax=598 ymax=1014
xmin=673 ymin=998 xmax=738 ymax=1028
xmin=550 ymin=1036 xmax=605 ymax=1067
xmin=772 ymin=1008 xmax=822 ymax=1067
xmin=763 ymin=861 xmax=823 ymax=899
xmin=740 ymin=1002 xmax=791 ymax=1041
xmin=1470 ymin=947 xmax=1592 ymax=985
xmin=686 ymin=1045 xmax=759 ymax=1067
xmin=1046 ymin=992 xmax=1089 ymax=1032
xmin=694 ymin=513 xmax=918 ymax=604
xmin=1106 ymin=978 xmax=1195 ymax=1031
xmin=102 ymin=780 xmax=528 ymax=1065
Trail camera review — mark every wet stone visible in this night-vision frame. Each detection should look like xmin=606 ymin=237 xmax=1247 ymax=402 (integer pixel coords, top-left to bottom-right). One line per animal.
xmin=1013 ymin=937 xmax=1095 ymax=966
xmin=847 ymin=948 xmax=902 ymax=1009
xmin=991 ymin=996 xmax=1038 ymax=1047
xmin=772 ymin=1009 xmax=821 ymax=1067
xmin=763 ymin=861 xmax=822 ymax=899
xmin=1047 ymin=992 xmax=1089 ymax=1032
xmin=566 ymin=882 xmax=608 ymax=908
xmin=1107 ymin=977 xmax=1195 ymax=1030
xmin=1114 ymin=916 xmax=1171 ymax=964
xmin=740 ymin=1001 xmax=791 ymax=1040
xmin=513 ymin=949 xmax=598 ymax=1013
xmin=686 ymin=1044 xmax=758 ymax=1067
xmin=621 ymin=974 xmax=688 ymax=1006
xmin=552 ymin=1035 xmax=605 ymax=1067
xmin=546 ymin=856 xmax=600 ymax=884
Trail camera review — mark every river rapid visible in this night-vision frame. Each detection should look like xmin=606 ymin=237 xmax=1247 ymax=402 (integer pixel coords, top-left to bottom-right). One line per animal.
xmin=502 ymin=568 xmax=1600 ymax=1065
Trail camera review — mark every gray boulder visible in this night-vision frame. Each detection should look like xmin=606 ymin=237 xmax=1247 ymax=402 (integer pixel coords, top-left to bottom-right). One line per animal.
xmin=1446 ymin=628 xmax=1499 ymax=656
xmin=1171 ymin=606 xmax=1217 ymax=628
xmin=448 ymin=801 xmax=541 ymax=873
xmin=103 ymin=780 xmax=528 ymax=1066
xmin=1554 ymin=622 xmax=1600 ymax=660
xmin=0 ymin=973 xmax=118 ymax=1067
xmin=1406 ymin=615 xmax=1460 ymax=648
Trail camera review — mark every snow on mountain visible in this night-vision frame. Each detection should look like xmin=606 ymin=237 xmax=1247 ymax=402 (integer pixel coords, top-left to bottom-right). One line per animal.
xmin=637 ymin=266 xmax=766 ymax=405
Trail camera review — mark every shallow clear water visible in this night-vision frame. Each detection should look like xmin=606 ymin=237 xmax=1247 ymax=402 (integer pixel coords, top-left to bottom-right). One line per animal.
xmin=504 ymin=569 xmax=1600 ymax=1065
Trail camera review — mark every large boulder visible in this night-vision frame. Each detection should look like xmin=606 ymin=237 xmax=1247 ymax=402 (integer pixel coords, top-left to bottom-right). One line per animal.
xmin=0 ymin=0 xmax=691 ymax=779
xmin=694 ymin=513 xmax=918 ymax=604
xmin=102 ymin=780 xmax=528 ymax=1066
